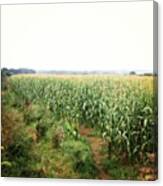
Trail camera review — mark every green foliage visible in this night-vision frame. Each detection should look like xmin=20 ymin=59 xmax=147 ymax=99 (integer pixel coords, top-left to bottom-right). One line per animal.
xmin=1 ymin=68 xmax=12 ymax=90
xmin=61 ymin=139 xmax=97 ymax=178
xmin=1 ymin=75 xmax=157 ymax=178
xmin=63 ymin=121 xmax=80 ymax=139
xmin=102 ymin=158 xmax=138 ymax=180
xmin=51 ymin=126 xmax=65 ymax=148
xmin=1 ymin=108 xmax=34 ymax=177
xmin=7 ymin=75 xmax=156 ymax=162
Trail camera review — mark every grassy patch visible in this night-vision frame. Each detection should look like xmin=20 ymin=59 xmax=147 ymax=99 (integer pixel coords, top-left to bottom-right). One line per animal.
xmin=102 ymin=158 xmax=139 ymax=180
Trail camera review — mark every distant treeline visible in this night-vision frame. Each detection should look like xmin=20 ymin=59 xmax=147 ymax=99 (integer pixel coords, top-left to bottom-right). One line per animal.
xmin=1 ymin=68 xmax=155 ymax=76
xmin=39 ymin=70 xmax=154 ymax=76
xmin=1 ymin=68 xmax=36 ymax=76
xmin=38 ymin=70 xmax=118 ymax=75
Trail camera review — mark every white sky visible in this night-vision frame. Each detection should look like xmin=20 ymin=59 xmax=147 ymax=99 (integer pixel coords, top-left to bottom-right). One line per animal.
xmin=1 ymin=1 xmax=153 ymax=72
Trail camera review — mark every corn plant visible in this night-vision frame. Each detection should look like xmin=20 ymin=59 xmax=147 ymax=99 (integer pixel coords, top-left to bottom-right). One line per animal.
xmin=6 ymin=75 xmax=157 ymax=162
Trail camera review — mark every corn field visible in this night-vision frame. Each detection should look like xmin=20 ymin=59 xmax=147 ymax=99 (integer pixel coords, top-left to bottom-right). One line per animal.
xmin=4 ymin=75 xmax=157 ymax=159
xmin=1 ymin=75 xmax=157 ymax=179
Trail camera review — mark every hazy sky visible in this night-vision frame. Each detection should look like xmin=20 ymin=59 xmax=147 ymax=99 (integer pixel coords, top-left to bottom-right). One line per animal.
xmin=1 ymin=1 xmax=153 ymax=72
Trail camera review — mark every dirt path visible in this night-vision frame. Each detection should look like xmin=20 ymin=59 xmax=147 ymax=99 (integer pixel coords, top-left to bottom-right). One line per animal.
xmin=80 ymin=126 xmax=157 ymax=181
xmin=79 ymin=126 xmax=110 ymax=180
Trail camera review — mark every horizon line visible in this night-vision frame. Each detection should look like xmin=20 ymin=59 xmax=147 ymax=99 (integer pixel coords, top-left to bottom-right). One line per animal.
xmin=1 ymin=67 xmax=153 ymax=73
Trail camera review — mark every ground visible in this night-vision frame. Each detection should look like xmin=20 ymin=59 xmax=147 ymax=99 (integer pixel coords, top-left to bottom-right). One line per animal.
xmin=79 ymin=125 xmax=157 ymax=180
xmin=79 ymin=125 xmax=110 ymax=179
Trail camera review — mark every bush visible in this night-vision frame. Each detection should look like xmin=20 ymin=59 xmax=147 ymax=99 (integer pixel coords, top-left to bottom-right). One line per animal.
xmin=1 ymin=107 xmax=34 ymax=177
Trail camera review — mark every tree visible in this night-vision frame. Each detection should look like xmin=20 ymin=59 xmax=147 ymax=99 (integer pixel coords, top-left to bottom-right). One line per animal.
xmin=129 ymin=71 xmax=136 ymax=75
